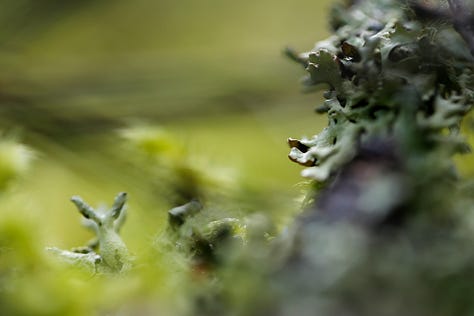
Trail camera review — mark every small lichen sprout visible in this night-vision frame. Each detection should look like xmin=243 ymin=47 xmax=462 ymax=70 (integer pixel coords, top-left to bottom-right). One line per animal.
xmin=47 ymin=192 xmax=131 ymax=273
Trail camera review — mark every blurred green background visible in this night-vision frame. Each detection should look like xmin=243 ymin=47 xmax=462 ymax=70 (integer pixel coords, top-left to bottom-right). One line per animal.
xmin=0 ymin=0 xmax=337 ymax=185
xmin=1 ymin=1 xmax=474 ymax=315
xmin=0 ymin=0 xmax=332 ymax=134
xmin=0 ymin=0 xmax=334 ymax=314
xmin=0 ymin=0 xmax=334 ymax=231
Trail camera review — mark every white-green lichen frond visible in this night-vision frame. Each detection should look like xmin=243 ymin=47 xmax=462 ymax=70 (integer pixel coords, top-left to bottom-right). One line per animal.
xmin=288 ymin=0 xmax=474 ymax=182
xmin=47 ymin=192 xmax=131 ymax=273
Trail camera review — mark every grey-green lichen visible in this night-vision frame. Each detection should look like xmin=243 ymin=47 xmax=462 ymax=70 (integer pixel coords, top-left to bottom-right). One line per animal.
xmin=288 ymin=0 xmax=473 ymax=181
xmin=164 ymin=200 xmax=247 ymax=273
xmin=47 ymin=192 xmax=131 ymax=273
xmin=176 ymin=2 xmax=474 ymax=315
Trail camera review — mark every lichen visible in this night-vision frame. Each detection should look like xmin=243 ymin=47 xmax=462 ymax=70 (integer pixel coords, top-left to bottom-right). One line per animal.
xmin=47 ymin=192 xmax=131 ymax=273
xmin=288 ymin=0 xmax=473 ymax=182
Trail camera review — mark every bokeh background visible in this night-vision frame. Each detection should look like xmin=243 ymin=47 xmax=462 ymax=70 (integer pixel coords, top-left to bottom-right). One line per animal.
xmin=2 ymin=1 xmax=474 ymax=315
xmin=0 ymin=0 xmax=340 ymax=183
xmin=0 ymin=0 xmax=334 ymax=314
xmin=0 ymin=0 xmax=333 ymax=239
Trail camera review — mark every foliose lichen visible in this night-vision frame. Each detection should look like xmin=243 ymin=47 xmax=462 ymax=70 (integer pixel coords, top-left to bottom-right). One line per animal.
xmin=165 ymin=200 xmax=247 ymax=274
xmin=288 ymin=0 xmax=473 ymax=181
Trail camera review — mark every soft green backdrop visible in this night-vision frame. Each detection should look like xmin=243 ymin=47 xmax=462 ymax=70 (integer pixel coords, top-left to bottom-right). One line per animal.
xmin=1 ymin=1 xmax=474 ymax=315
xmin=0 ymin=1 xmax=334 ymax=314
